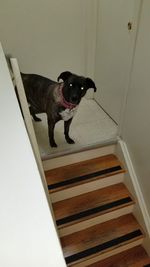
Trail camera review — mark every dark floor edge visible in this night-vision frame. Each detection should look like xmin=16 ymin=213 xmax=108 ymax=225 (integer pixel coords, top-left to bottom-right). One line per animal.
xmin=42 ymin=138 xmax=118 ymax=161
xmin=57 ymin=197 xmax=132 ymax=226
xmin=144 ymin=264 xmax=150 ymax=267
xmin=48 ymin=165 xmax=122 ymax=190
xmin=65 ymin=229 xmax=143 ymax=264
xmin=95 ymin=100 xmax=118 ymax=125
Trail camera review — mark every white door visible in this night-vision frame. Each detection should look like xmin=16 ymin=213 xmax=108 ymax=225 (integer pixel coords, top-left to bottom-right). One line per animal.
xmin=94 ymin=0 xmax=140 ymax=124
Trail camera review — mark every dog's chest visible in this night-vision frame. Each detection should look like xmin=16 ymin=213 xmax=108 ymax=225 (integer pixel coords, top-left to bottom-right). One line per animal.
xmin=59 ymin=107 xmax=78 ymax=121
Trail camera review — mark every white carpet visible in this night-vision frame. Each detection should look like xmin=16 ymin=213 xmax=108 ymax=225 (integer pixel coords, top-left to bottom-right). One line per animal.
xmin=32 ymin=98 xmax=117 ymax=159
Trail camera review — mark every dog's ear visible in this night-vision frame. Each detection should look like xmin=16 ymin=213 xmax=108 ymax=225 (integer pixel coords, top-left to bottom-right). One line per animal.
xmin=86 ymin=78 xmax=97 ymax=92
xmin=57 ymin=71 xmax=72 ymax=82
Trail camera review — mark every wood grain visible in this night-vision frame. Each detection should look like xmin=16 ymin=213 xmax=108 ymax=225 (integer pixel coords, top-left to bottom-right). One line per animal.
xmin=88 ymin=245 xmax=150 ymax=267
xmin=61 ymin=214 xmax=144 ymax=260
xmin=45 ymin=154 xmax=125 ymax=192
xmin=53 ymin=183 xmax=134 ymax=227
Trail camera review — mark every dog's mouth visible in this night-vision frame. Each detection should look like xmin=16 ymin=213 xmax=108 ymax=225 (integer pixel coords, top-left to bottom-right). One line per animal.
xmin=70 ymin=96 xmax=80 ymax=105
xmin=59 ymin=83 xmax=80 ymax=108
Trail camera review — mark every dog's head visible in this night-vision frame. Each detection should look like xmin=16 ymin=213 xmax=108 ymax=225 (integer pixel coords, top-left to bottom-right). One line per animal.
xmin=57 ymin=71 xmax=97 ymax=106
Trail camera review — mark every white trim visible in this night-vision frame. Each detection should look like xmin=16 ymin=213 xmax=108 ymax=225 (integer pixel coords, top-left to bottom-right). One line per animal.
xmin=10 ymin=59 xmax=43 ymax=176
xmin=51 ymin=173 xmax=124 ymax=202
xmin=118 ymin=139 xmax=150 ymax=237
xmin=43 ymin=144 xmax=116 ymax=170
xmin=10 ymin=58 xmax=56 ymax=217
xmin=59 ymin=205 xmax=134 ymax=237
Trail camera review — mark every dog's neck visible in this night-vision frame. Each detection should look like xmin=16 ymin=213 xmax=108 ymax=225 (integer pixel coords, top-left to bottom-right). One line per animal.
xmin=58 ymin=83 xmax=77 ymax=110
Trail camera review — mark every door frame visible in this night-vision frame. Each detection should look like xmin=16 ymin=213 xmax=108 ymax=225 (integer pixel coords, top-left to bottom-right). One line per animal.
xmin=118 ymin=0 xmax=142 ymax=137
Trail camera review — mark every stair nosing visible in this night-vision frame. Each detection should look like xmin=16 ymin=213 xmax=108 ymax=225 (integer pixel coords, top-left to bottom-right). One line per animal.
xmin=56 ymin=196 xmax=134 ymax=227
xmin=48 ymin=165 xmax=124 ymax=191
xmin=65 ymin=229 xmax=143 ymax=264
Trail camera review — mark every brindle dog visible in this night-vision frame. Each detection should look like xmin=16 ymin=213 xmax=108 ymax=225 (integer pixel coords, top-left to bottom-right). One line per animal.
xmin=21 ymin=71 xmax=97 ymax=147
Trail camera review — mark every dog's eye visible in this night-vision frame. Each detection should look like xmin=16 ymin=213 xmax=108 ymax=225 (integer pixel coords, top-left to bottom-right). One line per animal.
xmin=69 ymin=83 xmax=73 ymax=87
xmin=81 ymin=86 xmax=84 ymax=90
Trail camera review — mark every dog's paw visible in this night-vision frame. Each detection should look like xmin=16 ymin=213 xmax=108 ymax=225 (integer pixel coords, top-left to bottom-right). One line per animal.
xmin=34 ymin=116 xmax=42 ymax=122
xmin=66 ymin=137 xmax=75 ymax=144
xmin=50 ymin=141 xmax=57 ymax=148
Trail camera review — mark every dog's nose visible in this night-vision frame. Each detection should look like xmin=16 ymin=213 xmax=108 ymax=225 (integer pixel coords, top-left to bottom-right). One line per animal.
xmin=71 ymin=96 xmax=78 ymax=103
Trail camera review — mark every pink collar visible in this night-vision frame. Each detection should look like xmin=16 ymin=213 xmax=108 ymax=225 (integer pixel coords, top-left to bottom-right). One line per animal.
xmin=58 ymin=83 xmax=77 ymax=110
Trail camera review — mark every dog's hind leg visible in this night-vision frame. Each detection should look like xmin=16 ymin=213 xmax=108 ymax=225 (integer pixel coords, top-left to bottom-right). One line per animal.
xmin=48 ymin=118 xmax=57 ymax=147
xmin=29 ymin=106 xmax=42 ymax=122
xmin=64 ymin=119 xmax=75 ymax=144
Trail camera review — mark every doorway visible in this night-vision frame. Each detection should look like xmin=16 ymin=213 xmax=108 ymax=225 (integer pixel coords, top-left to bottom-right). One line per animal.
xmin=31 ymin=0 xmax=138 ymax=159
xmin=2 ymin=0 xmax=140 ymax=159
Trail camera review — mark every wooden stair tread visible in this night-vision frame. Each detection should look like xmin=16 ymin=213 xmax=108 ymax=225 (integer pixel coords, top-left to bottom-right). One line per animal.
xmin=88 ymin=245 xmax=150 ymax=267
xmin=53 ymin=183 xmax=134 ymax=227
xmin=61 ymin=214 xmax=144 ymax=265
xmin=45 ymin=154 xmax=125 ymax=192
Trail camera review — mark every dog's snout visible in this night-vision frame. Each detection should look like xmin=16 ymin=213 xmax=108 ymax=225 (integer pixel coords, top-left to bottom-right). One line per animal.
xmin=71 ymin=95 xmax=79 ymax=104
xmin=72 ymin=96 xmax=78 ymax=101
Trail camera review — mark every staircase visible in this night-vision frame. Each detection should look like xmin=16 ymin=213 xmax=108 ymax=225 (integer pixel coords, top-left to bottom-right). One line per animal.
xmin=45 ymin=151 xmax=150 ymax=266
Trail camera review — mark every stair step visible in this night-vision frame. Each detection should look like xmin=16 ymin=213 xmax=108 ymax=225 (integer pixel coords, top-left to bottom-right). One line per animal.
xmin=88 ymin=246 xmax=150 ymax=267
xmin=61 ymin=214 xmax=144 ymax=266
xmin=45 ymin=154 xmax=125 ymax=202
xmin=46 ymin=154 xmax=124 ymax=192
xmin=53 ymin=183 xmax=134 ymax=236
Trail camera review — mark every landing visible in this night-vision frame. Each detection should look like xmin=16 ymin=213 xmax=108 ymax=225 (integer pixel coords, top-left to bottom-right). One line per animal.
xmin=33 ymin=98 xmax=117 ymax=159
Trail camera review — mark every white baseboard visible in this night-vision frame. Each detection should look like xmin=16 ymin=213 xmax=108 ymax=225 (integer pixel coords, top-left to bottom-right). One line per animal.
xmin=117 ymin=138 xmax=150 ymax=254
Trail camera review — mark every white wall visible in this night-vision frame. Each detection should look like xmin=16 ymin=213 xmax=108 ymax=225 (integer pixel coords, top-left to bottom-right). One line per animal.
xmin=122 ymin=0 xmax=150 ymax=215
xmin=0 ymin=44 xmax=66 ymax=267
xmin=0 ymin=0 xmax=91 ymax=80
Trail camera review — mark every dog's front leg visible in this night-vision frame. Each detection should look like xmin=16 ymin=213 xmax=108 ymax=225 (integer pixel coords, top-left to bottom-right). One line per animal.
xmin=29 ymin=106 xmax=42 ymax=122
xmin=48 ymin=118 xmax=57 ymax=147
xmin=64 ymin=118 xmax=75 ymax=144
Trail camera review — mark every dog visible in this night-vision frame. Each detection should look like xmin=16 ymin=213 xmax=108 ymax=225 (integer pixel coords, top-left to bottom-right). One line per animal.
xmin=21 ymin=71 xmax=97 ymax=147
